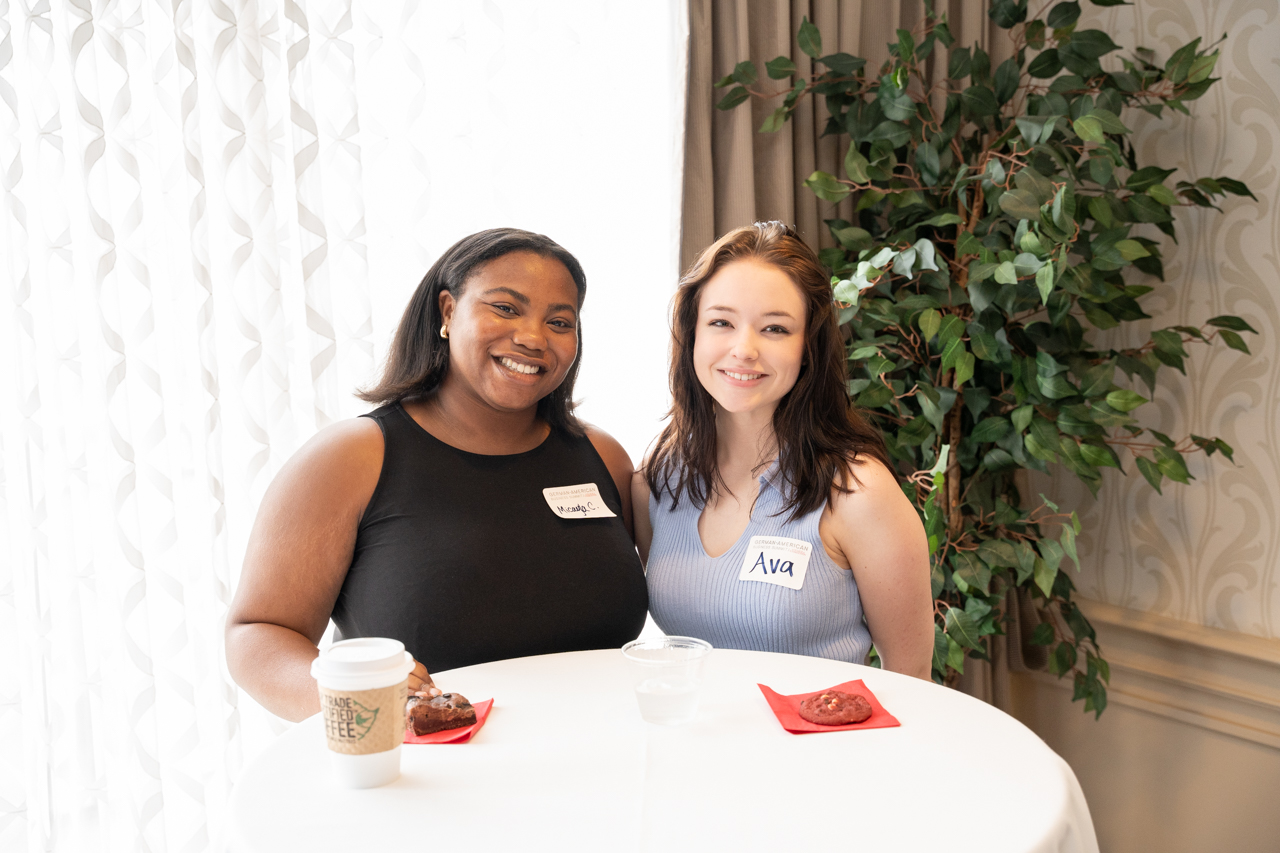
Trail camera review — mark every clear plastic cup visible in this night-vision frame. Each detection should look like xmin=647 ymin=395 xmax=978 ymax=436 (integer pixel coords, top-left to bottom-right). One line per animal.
xmin=310 ymin=637 xmax=414 ymax=788
xmin=621 ymin=636 xmax=713 ymax=725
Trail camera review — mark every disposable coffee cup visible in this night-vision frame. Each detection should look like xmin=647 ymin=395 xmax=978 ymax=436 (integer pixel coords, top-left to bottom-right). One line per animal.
xmin=621 ymin=636 xmax=713 ymax=725
xmin=311 ymin=637 xmax=414 ymax=788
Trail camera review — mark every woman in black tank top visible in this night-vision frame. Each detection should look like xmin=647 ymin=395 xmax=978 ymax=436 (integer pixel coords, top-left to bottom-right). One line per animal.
xmin=226 ymin=229 xmax=647 ymax=722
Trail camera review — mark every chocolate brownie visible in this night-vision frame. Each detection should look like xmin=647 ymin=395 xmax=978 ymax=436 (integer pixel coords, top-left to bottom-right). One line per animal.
xmin=797 ymin=690 xmax=872 ymax=725
xmin=406 ymin=692 xmax=477 ymax=735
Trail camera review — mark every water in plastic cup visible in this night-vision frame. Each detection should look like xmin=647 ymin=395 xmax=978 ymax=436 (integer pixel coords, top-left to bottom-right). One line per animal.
xmin=621 ymin=636 xmax=712 ymax=725
xmin=310 ymin=637 xmax=415 ymax=788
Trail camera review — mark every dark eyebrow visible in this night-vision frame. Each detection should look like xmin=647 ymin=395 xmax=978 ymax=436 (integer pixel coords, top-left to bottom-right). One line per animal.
xmin=482 ymin=287 xmax=579 ymax=318
xmin=481 ymin=286 xmax=530 ymax=305
xmin=704 ymin=304 xmax=797 ymax=320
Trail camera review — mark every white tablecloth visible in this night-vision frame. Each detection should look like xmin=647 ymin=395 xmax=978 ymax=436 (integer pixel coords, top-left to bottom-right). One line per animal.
xmin=230 ymin=648 xmax=1098 ymax=852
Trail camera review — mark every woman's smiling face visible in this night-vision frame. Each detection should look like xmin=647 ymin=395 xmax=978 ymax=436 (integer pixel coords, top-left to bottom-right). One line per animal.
xmin=438 ymin=251 xmax=580 ymax=414
xmin=693 ymin=259 xmax=807 ymax=417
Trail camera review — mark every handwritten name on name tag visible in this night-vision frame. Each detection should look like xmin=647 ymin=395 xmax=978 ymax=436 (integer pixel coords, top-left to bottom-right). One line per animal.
xmin=542 ymin=483 xmax=617 ymax=519
xmin=738 ymin=535 xmax=812 ymax=591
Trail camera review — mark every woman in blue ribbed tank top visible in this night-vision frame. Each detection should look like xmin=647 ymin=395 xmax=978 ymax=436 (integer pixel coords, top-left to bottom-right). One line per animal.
xmin=634 ymin=222 xmax=933 ymax=678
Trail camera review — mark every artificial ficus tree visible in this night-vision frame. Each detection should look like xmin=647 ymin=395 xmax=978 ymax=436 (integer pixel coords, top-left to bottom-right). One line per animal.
xmin=717 ymin=0 xmax=1257 ymax=715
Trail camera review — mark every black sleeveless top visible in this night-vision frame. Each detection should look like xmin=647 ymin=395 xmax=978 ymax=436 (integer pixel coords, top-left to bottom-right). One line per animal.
xmin=331 ymin=403 xmax=648 ymax=673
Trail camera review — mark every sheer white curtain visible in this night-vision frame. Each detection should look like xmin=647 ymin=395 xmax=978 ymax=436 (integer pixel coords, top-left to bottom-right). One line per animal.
xmin=0 ymin=2 xmax=687 ymax=851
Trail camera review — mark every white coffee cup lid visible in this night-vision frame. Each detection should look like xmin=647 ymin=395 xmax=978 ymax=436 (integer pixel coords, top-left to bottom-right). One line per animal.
xmin=311 ymin=637 xmax=414 ymax=686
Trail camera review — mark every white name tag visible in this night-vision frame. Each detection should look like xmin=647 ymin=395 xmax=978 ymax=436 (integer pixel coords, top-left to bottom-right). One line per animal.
xmin=738 ymin=535 xmax=811 ymax=590
xmin=542 ymin=483 xmax=617 ymax=519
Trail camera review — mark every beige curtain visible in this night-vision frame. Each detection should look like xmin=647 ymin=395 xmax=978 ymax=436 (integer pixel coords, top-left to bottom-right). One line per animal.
xmin=681 ymin=0 xmax=1026 ymax=708
xmin=682 ymin=0 xmax=1012 ymax=270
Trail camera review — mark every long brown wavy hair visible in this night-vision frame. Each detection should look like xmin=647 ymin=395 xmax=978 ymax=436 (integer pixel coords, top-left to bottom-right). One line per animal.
xmin=359 ymin=227 xmax=587 ymax=436
xmin=646 ymin=222 xmax=893 ymax=520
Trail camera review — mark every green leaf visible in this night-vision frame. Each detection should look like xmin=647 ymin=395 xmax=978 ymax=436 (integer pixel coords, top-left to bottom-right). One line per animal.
xmin=1030 ymin=622 xmax=1055 ymax=646
xmin=1154 ymin=446 xmax=1192 ymax=484
xmin=1061 ymin=524 xmax=1080 ymax=570
xmin=947 ymin=636 xmax=966 ymax=673
xmin=962 ymin=85 xmax=999 ymax=117
xmin=731 ymin=60 xmax=758 ymax=86
xmin=1078 ymin=360 xmax=1115 ymax=397
xmin=1052 ymin=641 xmax=1077 ymax=675
xmin=1012 ymin=405 xmax=1034 ymax=433
xmin=918 ymin=308 xmax=942 ymax=341
xmin=716 ymin=86 xmax=751 ymax=111
xmin=939 ymin=337 xmax=964 ymax=372
xmin=1135 ymin=455 xmax=1164 ymax=494
xmin=952 ymin=551 xmax=992 ymax=594
xmin=923 ymin=212 xmax=965 ymax=228
xmin=849 ymin=345 xmax=880 ymax=360
xmin=1015 ymin=166 xmax=1056 ymax=204
xmin=1073 ymin=115 xmax=1105 ymax=143
xmin=1207 ymin=315 xmax=1259 ymax=334
xmin=1034 ymin=556 xmax=1058 ymax=597
xmin=1046 ymin=1 xmax=1081 ymax=28
xmin=760 ymin=106 xmax=789 ymax=133
xmin=994 ymin=58 xmax=1020 ymax=104
xmin=978 ymin=540 xmax=1020 ymax=568
xmin=971 ymin=417 xmax=1012 ymax=443
xmin=897 ymin=28 xmax=916 ymax=62
xmin=844 ymin=146 xmax=870 ymax=182
xmin=945 ymin=606 xmax=983 ymax=650
xmin=1069 ymin=29 xmax=1120 ymax=59
xmin=1028 ymin=49 xmax=1062 ymax=78
xmin=1148 ymin=183 xmax=1178 ymax=206
xmin=878 ymin=79 xmax=917 ymax=121
xmin=1080 ymin=442 xmax=1122 ymax=469
xmin=867 ymin=119 xmax=912 ymax=149
xmin=1115 ymin=239 xmax=1151 ymax=261
xmin=954 ymin=351 xmax=976 ymax=387
xmin=1220 ymin=330 xmax=1250 ymax=354
xmin=933 ymin=623 xmax=949 ymax=673
xmin=1089 ymin=108 xmax=1130 ymax=134
xmin=969 ymin=327 xmax=1000 ymax=361
xmin=798 ymin=16 xmax=822 ymax=58
xmin=999 ymin=188 xmax=1042 ymax=221
xmin=994 ymin=261 xmax=1019 ymax=285
xmin=1127 ymin=166 xmax=1177 ymax=192
xmin=1037 ymin=372 xmax=1078 ymax=400
xmin=803 ymin=170 xmax=851 ymax=203
xmin=819 ymin=53 xmax=866 ymax=75
xmin=1105 ymin=389 xmax=1148 ymax=412
xmin=857 ymin=382 xmax=894 ymax=409
xmin=766 ymin=56 xmax=797 ymax=79
xmin=1038 ymin=535 xmax=1063 ymax=570
xmin=1036 ymin=264 xmax=1055 ymax=303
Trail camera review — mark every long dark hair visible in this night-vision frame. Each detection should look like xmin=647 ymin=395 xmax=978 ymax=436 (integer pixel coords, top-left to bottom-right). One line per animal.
xmin=359 ymin=227 xmax=588 ymax=436
xmin=647 ymin=221 xmax=893 ymax=519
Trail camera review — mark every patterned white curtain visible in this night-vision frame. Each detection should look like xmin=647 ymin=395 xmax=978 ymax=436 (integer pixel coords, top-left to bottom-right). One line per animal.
xmin=0 ymin=2 xmax=687 ymax=851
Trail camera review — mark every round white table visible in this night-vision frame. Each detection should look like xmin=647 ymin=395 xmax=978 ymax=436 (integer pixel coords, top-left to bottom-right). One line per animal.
xmin=230 ymin=649 xmax=1098 ymax=852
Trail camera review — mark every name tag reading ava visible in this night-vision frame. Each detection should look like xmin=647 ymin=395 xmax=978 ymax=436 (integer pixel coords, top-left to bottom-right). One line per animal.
xmin=738 ymin=535 xmax=812 ymax=590
xmin=542 ymin=483 xmax=617 ymax=519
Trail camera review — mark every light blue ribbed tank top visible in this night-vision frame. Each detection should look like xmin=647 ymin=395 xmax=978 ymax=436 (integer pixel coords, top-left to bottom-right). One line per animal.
xmin=646 ymin=464 xmax=873 ymax=663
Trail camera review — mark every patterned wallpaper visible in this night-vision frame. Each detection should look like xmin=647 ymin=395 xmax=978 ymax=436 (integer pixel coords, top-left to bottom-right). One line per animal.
xmin=1036 ymin=1 xmax=1280 ymax=639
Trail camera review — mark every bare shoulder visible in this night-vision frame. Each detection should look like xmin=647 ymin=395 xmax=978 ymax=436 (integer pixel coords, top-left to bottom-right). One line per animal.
xmin=583 ymin=423 xmax=635 ymax=481
xmin=262 ymin=415 xmax=385 ymax=518
xmin=827 ymin=455 xmax=917 ymax=529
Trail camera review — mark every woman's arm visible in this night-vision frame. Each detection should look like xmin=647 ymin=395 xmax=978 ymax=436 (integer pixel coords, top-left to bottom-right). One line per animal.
xmin=225 ymin=417 xmax=387 ymax=722
xmin=821 ymin=458 xmax=934 ymax=680
xmin=631 ymin=469 xmax=654 ymax=564
xmin=585 ymin=425 xmax=636 ymax=540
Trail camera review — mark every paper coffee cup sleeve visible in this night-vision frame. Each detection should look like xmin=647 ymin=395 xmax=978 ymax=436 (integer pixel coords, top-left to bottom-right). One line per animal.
xmin=319 ymin=681 xmax=409 ymax=756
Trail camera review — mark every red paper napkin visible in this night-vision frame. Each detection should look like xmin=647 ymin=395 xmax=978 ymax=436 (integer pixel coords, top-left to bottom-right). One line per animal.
xmin=757 ymin=679 xmax=900 ymax=734
xmin=403 ymin=698 xmax=494 ymax=744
